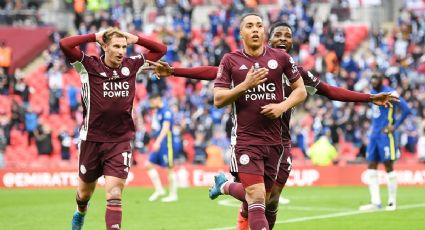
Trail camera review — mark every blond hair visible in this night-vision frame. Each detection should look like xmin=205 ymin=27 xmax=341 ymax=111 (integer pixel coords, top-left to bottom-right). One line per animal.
xmin=102 ymin=27 xmax=127 ymax=44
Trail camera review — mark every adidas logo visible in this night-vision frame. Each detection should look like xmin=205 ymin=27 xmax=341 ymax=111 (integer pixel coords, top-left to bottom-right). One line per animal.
xmin=239 ymin=64 xmax=248 ymax=70
xmin=111 ymin=224 xmax=120 ymax=229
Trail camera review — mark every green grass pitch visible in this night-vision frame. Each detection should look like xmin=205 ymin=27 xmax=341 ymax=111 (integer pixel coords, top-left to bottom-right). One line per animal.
xmin=0 ymin=186 xmax=424 ymax=229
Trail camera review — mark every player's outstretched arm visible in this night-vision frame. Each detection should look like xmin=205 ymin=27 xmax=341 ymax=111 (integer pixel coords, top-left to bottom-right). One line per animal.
xmin=146 ymin=60 xmax=218 ymax=80
xmin=214 ymin=66 xmax=268 ymax=108
xmin=131 ymin=34 xmax=167 ymax=62
xmin=59 ymin=33 xmax=96 ymax=63
xmin=316 ymin=82 xmax=399 ymax=107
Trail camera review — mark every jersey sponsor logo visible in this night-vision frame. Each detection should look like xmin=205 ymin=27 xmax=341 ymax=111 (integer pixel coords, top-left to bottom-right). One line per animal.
xmin=239 ymin=64 xmax=248 ymax=70
xmin=121 ymin=67 xmax=130 ymax=76
xmin=245 ymin=82 xmax=276 ymax=101
xmin=80 ymin=165 xmax=87 ymax=174
xmin=103 ymin=81 xmax=130 ymax=97
xmin=267 ymin=59 xmax=278 ymax=69
xmin=239 ymin=154 xmax=250 ymax=165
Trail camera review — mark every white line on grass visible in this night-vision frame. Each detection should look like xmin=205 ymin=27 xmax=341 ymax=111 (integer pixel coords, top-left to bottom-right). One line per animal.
xmin=218 ymin=199 xmax=351 ymax=211
xmin=207 ymin=202 xmax=425 ymax=230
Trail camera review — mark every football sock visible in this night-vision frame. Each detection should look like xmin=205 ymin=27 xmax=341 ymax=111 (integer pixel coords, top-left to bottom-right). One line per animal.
xmin=265 ymin=208 xmax=277 ymax=229
xmin=168 ymin=171 xmax=178 ymax=197
xmin=248 ymin=203 xmax=269 ymax=230
xmin=387 ymin=171 xmax=397 ymax=205
xmin=367 ymin=169 xmax=381 ymax=205
xmin=105 ymin=198 xmax=122 ymax=230
xmin=147 ymin=168 xmax=164 ymax=192
xmin=76 ymin=193 xmax=89 ymax=213
xmin=223 ymin=182 xmax=246 ymax=202
xmin=240 ymin=202 xmax=248 ymax=218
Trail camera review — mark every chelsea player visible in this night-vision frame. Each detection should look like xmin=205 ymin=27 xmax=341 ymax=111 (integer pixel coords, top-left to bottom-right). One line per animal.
xmin=360 ymin=73 xmax=412 ymax=211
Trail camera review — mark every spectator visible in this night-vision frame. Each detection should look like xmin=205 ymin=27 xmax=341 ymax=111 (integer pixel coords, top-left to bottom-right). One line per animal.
xmin=34 ymin=124 xmax=53 ymax=156
xmin=58 ymin=126 xmax=71 ymax=160
xmin=0 ymin=129 xmax=6 ymax=168
xmin=308 ymin=132 xmax=338 ymax=166
xmin=0 ymin=40 xmax=12 ymax=74
xmin=24 ymin=106 xmax=38 ymax=146
xmin=47 ymin=62 xmax=63 ymax=114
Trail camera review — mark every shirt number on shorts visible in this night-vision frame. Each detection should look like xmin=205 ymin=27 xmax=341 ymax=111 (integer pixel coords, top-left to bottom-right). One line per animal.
xmin=122 ymin=152 xmax=132 ymax=171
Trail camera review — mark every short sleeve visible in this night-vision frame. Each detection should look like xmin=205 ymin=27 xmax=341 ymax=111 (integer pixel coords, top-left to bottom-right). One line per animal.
xmin=214 ymin=54 xmax=232 ymax=88
xmin=128 ymin=53 xmax=146 ymax=70
xmin=278 ymin=52 xmax=300 ymax=83
xmin=299 ymin=67 xmax=320 ymax=95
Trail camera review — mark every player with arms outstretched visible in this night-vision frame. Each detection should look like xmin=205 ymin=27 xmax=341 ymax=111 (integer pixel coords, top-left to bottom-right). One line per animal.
xmin=60 ymin=27 xmax=166 ymax=230
xmin=147 ymin=21 xmax=397 ymax=229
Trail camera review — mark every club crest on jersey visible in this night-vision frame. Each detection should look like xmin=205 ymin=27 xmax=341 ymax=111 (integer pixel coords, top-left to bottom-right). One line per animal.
xmin=121 ymin=67 xmax=130 ymax=76
xmin=239 ymin=154 xmax=250 ymax=165
xmin=267 ymin=59 xmax=278 ymax=69
xmin=80 ymin=165 xmax=87 ymax=174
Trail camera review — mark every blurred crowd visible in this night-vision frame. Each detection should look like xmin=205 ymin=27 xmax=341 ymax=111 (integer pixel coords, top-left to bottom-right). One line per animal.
xmin=0 ymin=0 xmax=424 ymax=168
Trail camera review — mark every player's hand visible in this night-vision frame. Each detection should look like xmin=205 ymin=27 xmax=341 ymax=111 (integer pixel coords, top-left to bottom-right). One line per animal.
xmin=95 ymin=31 xmax=106 ymax=46
xmin=121 ymin=31 xmax=139 ymax=44
xmin=146 ymin=60 xmax=174 ymax=77
xmin=260 ymin=103 xmax=286 ymax=119
xmin=383 ymin=124 xmax=394 ymax=134
xmin=370 ymin=92 xmax=399 ymax=108
xmin=242 ymin=66 xmax=268 ymax=91
xmin=152 ymin=142 xmax=161 ymax=152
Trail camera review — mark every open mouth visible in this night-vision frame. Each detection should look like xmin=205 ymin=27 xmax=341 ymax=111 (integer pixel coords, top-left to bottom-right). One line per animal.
xmin=277 ymin=44 xmax=287 ymax=50
xmin=252 ymin=35 xmax=259 ymax=39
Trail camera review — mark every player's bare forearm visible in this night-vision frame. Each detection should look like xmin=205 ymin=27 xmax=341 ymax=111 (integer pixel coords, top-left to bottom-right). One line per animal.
xmin=284 ymin=77 xmax=307 ymax=109
xmin=214 ymin=84 xmax=248 ymax=108
xmin=59 ymin=33 xmax=95 ymax=62
xmin=317 ymin=82 xmax=370 ymax=102
xmin=136 ymin=36 xmax=167 ymax=61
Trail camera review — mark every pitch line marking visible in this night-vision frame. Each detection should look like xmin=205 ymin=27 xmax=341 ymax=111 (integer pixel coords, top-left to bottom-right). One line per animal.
xmin=208 ymin=202 xmax=425 ymax=230
xmin=218 ymin=199 xmax=352 ymax=211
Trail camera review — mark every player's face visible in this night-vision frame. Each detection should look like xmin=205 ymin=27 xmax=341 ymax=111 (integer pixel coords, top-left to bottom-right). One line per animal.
xmin=103 ymin=36 xmax=127 ymax=67
xmin=240 ymin=15 xmax=265 ymax=50
xmin=149 ymin=97 xmax=160 ymax=109
xmin=371 ymin=77 xmax=382 ymax=89
xmin=269 ymin=26 xmax=293 ymax=52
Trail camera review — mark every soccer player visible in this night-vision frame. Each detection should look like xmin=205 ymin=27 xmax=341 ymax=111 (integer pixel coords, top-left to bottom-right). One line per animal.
xmin=59 ymin=27 xmax=166 ymax=230
xmin=359 ymin=73 xmax=412 ymax=212
xmin=213 ymin=13 xmax=307 ymax=230
xmin=147 ymin=21 xmax=398 ymax=229
xmin=145 ymin=93 xmax=178 ymax=202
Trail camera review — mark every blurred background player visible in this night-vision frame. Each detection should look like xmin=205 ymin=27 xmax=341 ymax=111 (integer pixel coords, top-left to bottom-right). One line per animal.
xmin=60 ymin=27 xmax=166 ymax=230
xmin=359 ymin=73 xmax=412 ymax=212
xmin=145 ymin=93 xmax=178 ymax=202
